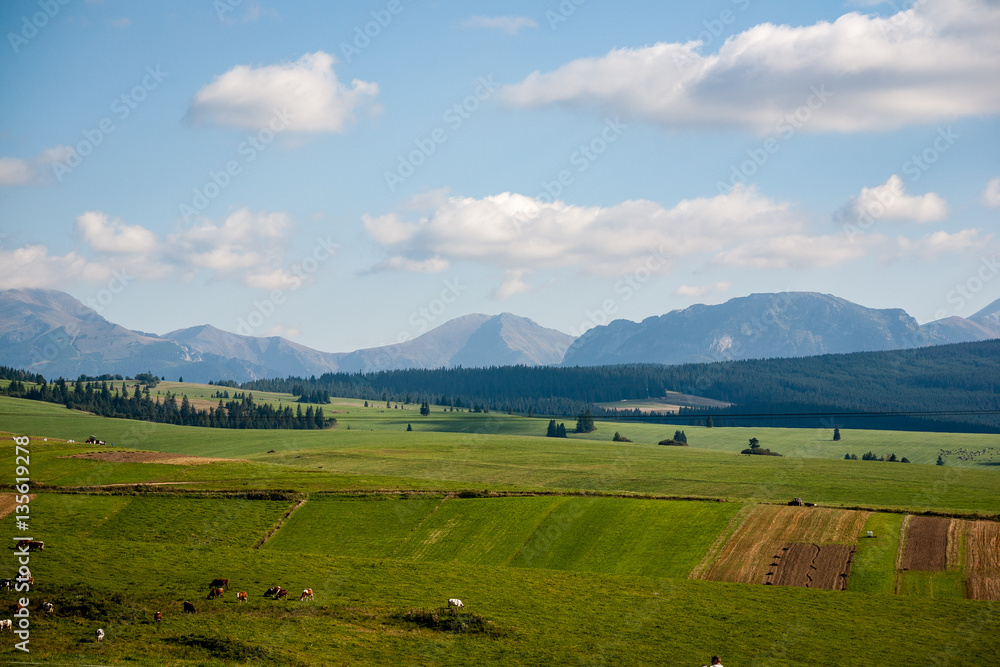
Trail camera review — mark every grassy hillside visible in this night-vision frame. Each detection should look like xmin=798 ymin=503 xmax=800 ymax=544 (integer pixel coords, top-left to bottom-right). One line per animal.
xmin=2 ymin=391 xmax=998 ymax=665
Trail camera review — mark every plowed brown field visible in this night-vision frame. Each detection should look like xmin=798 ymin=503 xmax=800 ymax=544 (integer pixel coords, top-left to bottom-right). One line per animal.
xmin=965 ymin=521 xmax=1000 ymax=601
xmin=765 ymin=543 xmax=855 ymax=590
xmin=900 ymin=516 xmax=950 ymax=571
xmin=701 ymin=504 xmax=869 ymax=585
xmin=0 ymin=493 xmax=34 ymax=519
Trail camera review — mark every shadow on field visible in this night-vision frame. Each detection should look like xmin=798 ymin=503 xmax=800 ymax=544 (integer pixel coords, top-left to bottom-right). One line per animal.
xmin=164 ymin=634 xmax=272 ymax=661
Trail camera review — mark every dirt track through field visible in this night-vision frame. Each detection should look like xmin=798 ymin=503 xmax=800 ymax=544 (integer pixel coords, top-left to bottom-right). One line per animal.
xmin=66 ymin=451 xmax=247 ymax=465
xmin=965 ymin=521 xmax=1000 ymax=601
xmin=701 ymin=504 xmax=869 ymax=585
xmin=765 ymin=543 xmax=855 ymax=590
xmin=900 ymin=516 xmax=950 ymax=571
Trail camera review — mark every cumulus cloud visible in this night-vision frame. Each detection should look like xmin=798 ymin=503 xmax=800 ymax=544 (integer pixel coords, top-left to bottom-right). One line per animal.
xmin=363 ymin=186 xmax=872 ymax=280
xmin=1 ymin=208 xmax=311 ymax=290
xmin=502 ymin=0 xmax=1000 ymax=132
xmin=982 ymin=177 xmax=1000 ymax=208
xmin=674 ymin=282 xmax=730 ymax=298
xmin=0 ymin=145 xmax=75 ymax=186
xmin=894 ymin=229 xmax=987 ymax=259
xmin=76 ymin=211 xmax=159 ymax=254
xmin=834 ymin=175 xmax=948 ymax=225
xmin=492 ymin=270 xmax=533 ymax=300
xmin=188 ymin=51 xmax=378 ymax=132
xmin=458 ymin=15 xmax=537 ymax=35
xmin=0 ymin=245 xmax=113 ymax=289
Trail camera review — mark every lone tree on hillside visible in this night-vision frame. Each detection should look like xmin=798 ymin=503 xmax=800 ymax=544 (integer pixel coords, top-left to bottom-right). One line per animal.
xmin=419 ymin=401 xmax=430 ymax=416
xmin=406 ymin=423 xmax=412 ymax=431
xmin=833 ymin=426 xmax=841 ymax=441
xmin=546 ymin=420 xmax=557 ymax=437
xmin=673 ymin=430 xmax=687 ymax=444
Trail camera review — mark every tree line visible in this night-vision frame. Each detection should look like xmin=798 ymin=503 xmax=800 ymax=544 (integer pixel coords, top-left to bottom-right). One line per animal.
xmin=0 ymin=374 xmax=333 ymax=430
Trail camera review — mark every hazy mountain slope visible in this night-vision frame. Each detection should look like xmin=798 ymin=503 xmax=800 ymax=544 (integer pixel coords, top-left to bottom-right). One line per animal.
xmin=562 ymin=292 xmax=951 ymax=366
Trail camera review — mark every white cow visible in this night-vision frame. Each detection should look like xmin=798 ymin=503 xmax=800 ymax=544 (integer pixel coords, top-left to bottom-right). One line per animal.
xmin=0 ymin=619 xmax=12 ymax=631
xmin=95 ymin=628 xmax=105 ymax=642
xmin=41 ymin=602 xmax=54 ymax=613
xmin=447 ymin=598 xmax=464 ymax=609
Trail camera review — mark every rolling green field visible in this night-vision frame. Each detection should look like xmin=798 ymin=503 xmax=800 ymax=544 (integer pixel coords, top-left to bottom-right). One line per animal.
xmin=1 ymin=391 xmax=998 ymax=665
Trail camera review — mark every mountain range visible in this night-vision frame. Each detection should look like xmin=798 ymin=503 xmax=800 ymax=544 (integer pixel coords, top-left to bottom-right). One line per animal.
xmin=0 ymin=288 xmax=997 ymax=382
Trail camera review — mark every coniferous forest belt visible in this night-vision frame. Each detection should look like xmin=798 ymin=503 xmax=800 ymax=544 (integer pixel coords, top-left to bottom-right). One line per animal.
xmin=237 ymin=340 xmax=1000 ymax=433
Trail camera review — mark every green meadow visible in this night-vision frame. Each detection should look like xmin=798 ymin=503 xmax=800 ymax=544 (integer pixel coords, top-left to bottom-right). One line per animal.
xmin=1 ymin=390 xmax=998 ymax=665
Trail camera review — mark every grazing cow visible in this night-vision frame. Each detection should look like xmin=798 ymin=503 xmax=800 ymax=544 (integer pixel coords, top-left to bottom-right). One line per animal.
xmin=0 ymin=579 xmax=11 ymax=590
xmin=41 ymin=602 xmax=54 ymax=613
xmin=183 ymin=601 xmax=196 ymax=613
xmin=14 ymin=602 xmax=27 ymax=613
xmin=154 ymin=611 xmax=162 ymax=623
xmin=236 ymin=591 xmax=248 ymax=602
xmin=207 ymin=587 xmax=224 ymax=600
xmin=0 ymin=619 xmax=11 ymax=632
xmin=275 ymin=588 xmax=288 ymax=600
xmin=299 ymin=588 xmax=313 ymax=601
xmin=447 ymin=598 xmax=464 ymax=609
xmin=209 ymin=578 xmax=229 ymax=590
xmin=27 ymin=540 xmax=44 ymax=551
xmin=264 ymin=586 xmax=281 ymax=598
xmin=95 ymin=628 xmax=105 ymax=642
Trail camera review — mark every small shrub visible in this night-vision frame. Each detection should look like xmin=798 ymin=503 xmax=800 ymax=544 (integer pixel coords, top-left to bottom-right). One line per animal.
xmin=612 ymin=432 xmax=632 ymax=442
xmin=657 ymin=439 xmax=688 ymax=447
xmin=396 ymin=607 xmax=508 ymax=637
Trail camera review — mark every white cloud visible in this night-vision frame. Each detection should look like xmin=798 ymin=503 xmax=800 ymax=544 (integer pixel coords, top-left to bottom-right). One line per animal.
xmin=169 ymin=208 xmax=291 ymax=274
xmin=76 ymin=211 xmax=159 ymax=254
xmin=188 ymin=51 xmax=378 ymax=133
xmin=982 ymin=177 xmax=1000 ymax=208
xmin=894 ymin=229 xmax=987 ymax=259
xmin=835 ymin=175 xmax=948 ymax=225
xmin=674 ymin=282 xmax=730 ymax=298
xmin=0 ymin=245 xmax=113 ymax=289
xmin=458 ymin=15 xmax=537 ymax=35
xmin=502 ymin=0 xmax=1000 ymax=132
xmin=369 ymin=256 xmax=450 ymax=274
xmin=492 ymin=270 xmax=532 ymax=300
xmin=363 ymin=186 xmax=870 ymax=280
xmin=0 ymin=145 xmax=74 ymax=186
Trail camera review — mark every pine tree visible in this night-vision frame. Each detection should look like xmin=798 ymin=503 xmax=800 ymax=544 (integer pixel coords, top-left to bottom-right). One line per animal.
xmin=406 ymin=423 xmax=412 ymax=431
xmin=420 ymin=401 xmax=430 ymax=416
xmin=556 ymin=423 xmax=567 ymax=438
xmin=833 ymin=427 xmax=841 ymax=441
xmin=546 ymin=420 xmax=557 ymax=437
xmin=937 ymin=455 xmax=945 ymax=466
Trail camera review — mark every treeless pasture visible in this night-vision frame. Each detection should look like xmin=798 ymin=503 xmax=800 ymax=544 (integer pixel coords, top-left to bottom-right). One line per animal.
xmin=700 ymin=504 xmax=869 ymax=585
xmin=965 ymin=520 xmax=1000 ymax=601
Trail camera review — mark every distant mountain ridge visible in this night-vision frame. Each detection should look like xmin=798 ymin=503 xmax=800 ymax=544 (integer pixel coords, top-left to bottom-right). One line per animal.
xmin=1 ymin=288 xmax=997 ymax=382
xmin=561 ymin=292 xmax=1000 ymax=367
xmin=0 ymin=288 xmax=574 ymax=383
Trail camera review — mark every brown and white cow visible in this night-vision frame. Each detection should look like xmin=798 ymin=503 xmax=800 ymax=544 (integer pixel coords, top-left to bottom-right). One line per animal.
xmin=0 ymin=619 xmax=12 ymax=632
xmin=209 ymin=578 xmax=229 ymax=590
xmin=207 ymin=587 xmax=225 ymax=600
xmin=275 ymin=588 xmax=288 ymax=600
xmin=299 ymin=588 xmax=313 ymax=601
xmin=154 ymin=611 xmax=162 ymax=622
xmin=264 ymin=586 xmax=281 ymax=597
xmin=236 ymin=591 xmax=248 ymax=602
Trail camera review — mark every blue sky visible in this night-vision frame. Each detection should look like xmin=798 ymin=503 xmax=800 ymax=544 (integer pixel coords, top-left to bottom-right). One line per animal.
xmin=1 ymin=0 xmax=998 ymax=352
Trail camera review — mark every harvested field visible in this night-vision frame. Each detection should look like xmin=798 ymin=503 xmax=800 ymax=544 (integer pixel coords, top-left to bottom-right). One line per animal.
xmin=0 ymin=493 xmax=34 ymax=519
xmin=765 ymin=543 xmax=856 ymax=590
xmin=900 ymin=516 xmax=950 ymax=571
xmin=701 ymin=503 xmax=869 ymax=584
xmin=965 ymin=521 xmax=1000 ymax=601
xmin=65 ymin=451 xmax=247 ymax=465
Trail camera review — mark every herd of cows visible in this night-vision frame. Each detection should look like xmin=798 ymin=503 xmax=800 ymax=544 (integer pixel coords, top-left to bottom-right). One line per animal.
xmin=182 ymin=578 xmax=315 ymax=615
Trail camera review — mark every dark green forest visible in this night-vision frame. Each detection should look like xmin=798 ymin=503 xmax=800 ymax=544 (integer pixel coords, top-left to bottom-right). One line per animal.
xmin=235 ymin=340 xmax=1000 ymax=432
